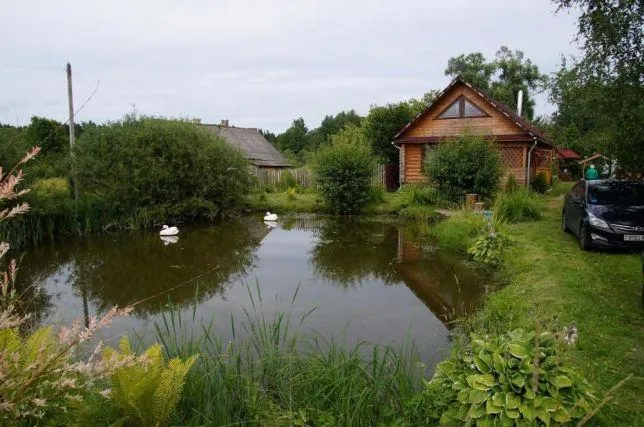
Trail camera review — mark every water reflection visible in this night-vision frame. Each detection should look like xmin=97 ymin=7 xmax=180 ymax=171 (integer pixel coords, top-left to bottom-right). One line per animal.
xmin=14 ymin=215 xmax=494 ymax=363
xmin=16 ymin=220 xmax=266 ymax=316
xmin=309 ymin=217 xmax=489 ymax=324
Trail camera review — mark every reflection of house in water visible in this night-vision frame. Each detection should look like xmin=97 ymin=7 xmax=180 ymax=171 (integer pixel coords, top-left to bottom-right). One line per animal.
xmin=395 ymin=229 xmax=486 ymax=327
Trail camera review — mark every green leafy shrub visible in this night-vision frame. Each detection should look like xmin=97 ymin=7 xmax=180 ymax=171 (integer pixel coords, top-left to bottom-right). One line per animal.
xmin=103 ymin=337 xmax=197 ymax=427
xmin=425 ymin=135 xmax=503 ymax=202
xmin=468 ymin=226 xmax=513 ymax=265
xmin=530 ymin=172 xmax=550 ymax=194
xmin=504 ymin=174 xmax=520 ymax=194
xmin=311 ymin=125 xmax=377 ymax=214
xmin=278 ymin=170 xmax=297 ymax=191
xmin=76 ymin=116 xmax=253 ymax=219
xmin=286 ymin=187 xmax=297 ymax=201
xmin=495 ymin=191 xmax=542 ymax=223
xmin=420 ymin=329 xmax=596 ymax=425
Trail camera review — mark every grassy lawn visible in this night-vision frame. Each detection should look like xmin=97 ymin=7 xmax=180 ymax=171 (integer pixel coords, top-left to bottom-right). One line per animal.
xmin=245 ymin=190 xmax=439 ymax=219
xmin=438 ymin=186 xmax=644 ymax=424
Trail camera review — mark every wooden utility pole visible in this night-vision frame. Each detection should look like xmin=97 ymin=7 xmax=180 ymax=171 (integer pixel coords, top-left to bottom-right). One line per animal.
xmin=66 ymin=62 xmax=78 ymax=200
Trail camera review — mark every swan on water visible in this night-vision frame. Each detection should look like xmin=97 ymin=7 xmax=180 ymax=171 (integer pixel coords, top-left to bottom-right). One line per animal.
xmin=160 ymin=225 xmax=179 ymax=236
xmin=264 ymin=212 xmax=278 ymax=221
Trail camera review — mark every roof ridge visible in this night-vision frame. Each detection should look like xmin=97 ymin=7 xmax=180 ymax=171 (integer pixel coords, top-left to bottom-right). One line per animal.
xmin=393 ymin=75 xmax=551 ymax=146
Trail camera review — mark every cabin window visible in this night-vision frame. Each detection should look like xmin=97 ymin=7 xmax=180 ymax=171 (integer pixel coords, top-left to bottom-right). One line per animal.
xmin=437 ymin=96 xmax=489 ymax=119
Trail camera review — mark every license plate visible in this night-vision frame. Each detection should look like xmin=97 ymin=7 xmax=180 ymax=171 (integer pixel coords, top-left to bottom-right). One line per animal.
xmin=624 ymin=235 xmax=644 ymax=241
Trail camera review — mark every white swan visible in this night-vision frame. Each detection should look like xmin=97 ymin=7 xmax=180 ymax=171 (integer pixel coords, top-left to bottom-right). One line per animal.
xmin=160 ymin=225 xmax=179 ymax=236
xmin=264 ymin=212 xmax=278 ymax=221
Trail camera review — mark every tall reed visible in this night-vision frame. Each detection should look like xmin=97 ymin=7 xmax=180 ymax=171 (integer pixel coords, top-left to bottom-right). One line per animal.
xmin=150 ymin=284 xmax=426 ymax=426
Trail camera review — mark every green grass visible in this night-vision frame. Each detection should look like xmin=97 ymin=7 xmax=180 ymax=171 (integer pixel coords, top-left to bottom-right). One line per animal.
xmin=245 ymin=190 xmax=440 ymax=219
xmin=245 ymin=191 xmax=326 ymax=214
xmin=444 ymin=196 xmax=644 ymax=424
xmin=150 ymin=288 xmax=424 ymax=426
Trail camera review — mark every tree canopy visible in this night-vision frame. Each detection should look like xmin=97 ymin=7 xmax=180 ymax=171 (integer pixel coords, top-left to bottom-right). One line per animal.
xmin=551 ymin=0 xmax=643 ymax=171
xmin=445 ymin=47 xmax=546 ymax=119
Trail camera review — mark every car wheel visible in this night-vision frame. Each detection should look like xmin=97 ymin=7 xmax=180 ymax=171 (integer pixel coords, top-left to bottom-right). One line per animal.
xmin=579 ymin=222 xmax=592 ymax=250
xmin=561 ymin=211 xmax=571 ymax=233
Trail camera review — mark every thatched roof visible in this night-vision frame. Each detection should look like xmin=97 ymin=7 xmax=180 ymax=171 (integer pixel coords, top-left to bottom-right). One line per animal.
xmin=202 ymin=124 xmax=290 ymax=168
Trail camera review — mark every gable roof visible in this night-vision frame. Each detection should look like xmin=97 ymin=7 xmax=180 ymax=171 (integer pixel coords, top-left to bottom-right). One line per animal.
xmin=394 ymin=76 xmax=552 ymax=146
xmin=556 ymin=148 xmax=582 ymax=160
xmin=202 ymin=125 xmax=291 ymax=168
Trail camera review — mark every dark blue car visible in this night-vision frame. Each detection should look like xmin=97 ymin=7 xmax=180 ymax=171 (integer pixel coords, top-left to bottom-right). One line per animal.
xmin=562 ymin=179 xmax=644 ymax=250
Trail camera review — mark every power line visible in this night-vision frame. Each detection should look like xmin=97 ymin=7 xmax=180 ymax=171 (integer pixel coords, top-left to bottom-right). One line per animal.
xmin=1 ymin=63 xmax=65 ymax=71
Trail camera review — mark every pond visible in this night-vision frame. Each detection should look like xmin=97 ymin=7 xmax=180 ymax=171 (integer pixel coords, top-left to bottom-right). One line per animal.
xmin=15 ymin=215 xmax=495 ymax=368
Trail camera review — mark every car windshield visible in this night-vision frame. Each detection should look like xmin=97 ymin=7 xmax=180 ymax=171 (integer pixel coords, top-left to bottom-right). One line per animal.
xmin=587 ymin=182 xmax=644 ymax=206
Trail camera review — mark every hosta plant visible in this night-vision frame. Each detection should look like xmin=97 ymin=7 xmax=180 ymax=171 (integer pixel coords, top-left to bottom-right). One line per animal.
xmin=425 ymin=329 xmax=596 ymax=425
xmin=467 ymin=216 xmax=512 ymax=265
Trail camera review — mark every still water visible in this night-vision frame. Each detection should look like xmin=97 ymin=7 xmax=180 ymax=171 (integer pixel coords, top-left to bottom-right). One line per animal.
xmin=16 ymin=215 xmax=494 ymax=367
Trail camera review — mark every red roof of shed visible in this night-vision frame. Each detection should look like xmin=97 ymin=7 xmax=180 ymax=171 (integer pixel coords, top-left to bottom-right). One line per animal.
xmin=556 ymin=148 xmax=582 ymax=160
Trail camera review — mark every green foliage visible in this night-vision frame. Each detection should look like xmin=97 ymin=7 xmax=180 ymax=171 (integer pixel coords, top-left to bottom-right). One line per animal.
xmin=445 ymin=52 xmax=497 ymax=91
xmin=431 ymin=212 xmax=488 ymax=252
xmin=363 ymin=102 xmax=415 ymax=163
xmin=504 ymin=174 xmax=520 ymax=194
xmin=285 ymin=187 xmax=297 ymax=201
xmin=445 ymin=47 xmax=547 ymax=119
xmin=530 ymin=172 xmax=550 ymax=194
xmin=495 ymin=191 xmax=542 ymax=223
xmin=24 ymin=116 xmax=69 ymax=155
xmin=103 ymin=337 xmax=197 ymax=427
xmin=307 ymin=110 xmax=363 ymax=149
xmin=426 ymin=135 xmax=503 ymax=202
xmin=0 ymin=325 xmax=90 ymax=421
xmin=468 ymin=218 xmax=513 ymax=265
xmin=276 ymin=117 xmax=310 ymax=155
xmin=312 ymin=126 xmax=377 ymax=214
xmin=76 ymin=116 xmax=253 ymax=217
xmin=551 ymin=1 xmax=644 ymax=171
xmin=277 ymin=170 xmax=297 ymax=191
xmin=422 ymin=329 xmax=596 ymax=425
xmin=398 ymin=184 xmax=439 ymax=206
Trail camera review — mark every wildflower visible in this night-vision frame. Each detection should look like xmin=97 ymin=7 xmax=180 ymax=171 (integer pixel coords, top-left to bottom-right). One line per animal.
xmin=32 ymin=398 xmax=47 ymax=407
xmin=100 ymin=388 xmax=112 ymax=398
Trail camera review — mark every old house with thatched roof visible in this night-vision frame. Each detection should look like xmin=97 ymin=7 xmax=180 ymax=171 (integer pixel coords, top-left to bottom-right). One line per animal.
xmin=203 ymin=120 xmax=290 ymax=171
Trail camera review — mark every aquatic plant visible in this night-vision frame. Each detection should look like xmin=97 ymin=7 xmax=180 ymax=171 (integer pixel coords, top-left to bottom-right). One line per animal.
xmin=153 ymin=287 xmax=423 ymax=426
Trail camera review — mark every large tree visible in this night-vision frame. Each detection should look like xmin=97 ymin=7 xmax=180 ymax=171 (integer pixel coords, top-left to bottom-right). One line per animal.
xmin=363 ymin=102 xmax=415 ymax=163
xmin=551 ymin=0 xmax=643 ymax=171
xmin=445 ymin=47 xmax=546 ymax=119
xmin=307 ymin=110 xmax=363 ymax=149
xmin=275 ymin=118 xmax=309 ymax=155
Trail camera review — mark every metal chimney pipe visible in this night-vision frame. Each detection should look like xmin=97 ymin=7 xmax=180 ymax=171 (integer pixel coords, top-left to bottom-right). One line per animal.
xmin=517 ymin=90 xmax=524 ymax=117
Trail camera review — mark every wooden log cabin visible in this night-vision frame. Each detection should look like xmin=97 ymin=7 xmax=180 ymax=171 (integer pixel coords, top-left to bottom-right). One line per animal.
xmin=393 ymin=76 xmax=554 ymax=186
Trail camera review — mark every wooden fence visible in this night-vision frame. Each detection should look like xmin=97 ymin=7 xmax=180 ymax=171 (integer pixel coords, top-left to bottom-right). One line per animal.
xmin=253 ymin=164 xmax=391 ymax=190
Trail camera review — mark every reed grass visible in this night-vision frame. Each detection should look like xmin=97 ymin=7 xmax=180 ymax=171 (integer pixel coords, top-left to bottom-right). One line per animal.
xmin=147 ymin=284 xmax=426 ymax=426
xmin=494 ymin=190 xmax=542 ymax=223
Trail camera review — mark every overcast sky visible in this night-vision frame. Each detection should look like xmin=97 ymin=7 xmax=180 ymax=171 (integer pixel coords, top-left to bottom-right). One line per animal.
xmin=0 ymin=0 xmax=579 ymax=133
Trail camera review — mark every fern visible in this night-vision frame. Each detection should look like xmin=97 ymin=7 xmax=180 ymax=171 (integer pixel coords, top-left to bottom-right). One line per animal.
xmin=104 ymin=337 xmax=197 ymax=427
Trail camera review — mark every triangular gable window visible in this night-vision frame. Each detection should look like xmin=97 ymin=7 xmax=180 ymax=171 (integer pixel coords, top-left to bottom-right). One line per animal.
xmin=437 ymin=96 xmax=489 ymax=119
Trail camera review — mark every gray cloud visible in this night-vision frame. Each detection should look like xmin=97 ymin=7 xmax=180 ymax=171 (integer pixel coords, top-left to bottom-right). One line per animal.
xmin=0 ymin=0 xmax=578 ymax=132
